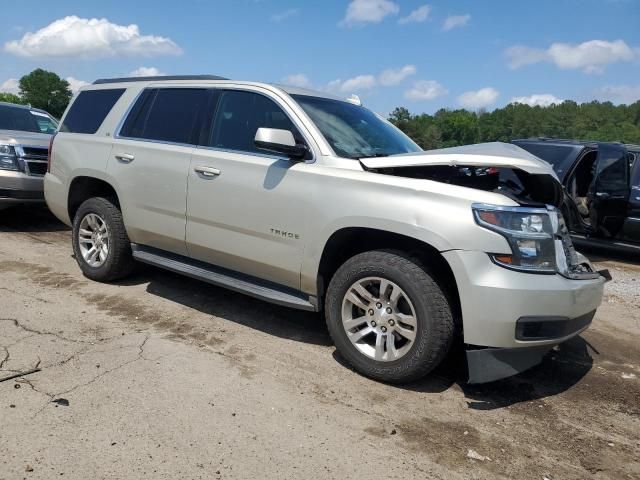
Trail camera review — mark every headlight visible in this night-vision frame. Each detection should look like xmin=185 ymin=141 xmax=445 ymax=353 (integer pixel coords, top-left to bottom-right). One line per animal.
xmin=0 ymin=145 xmax=19 ymax=171
xmin=472 ymin=204 xmax=557 ymax=273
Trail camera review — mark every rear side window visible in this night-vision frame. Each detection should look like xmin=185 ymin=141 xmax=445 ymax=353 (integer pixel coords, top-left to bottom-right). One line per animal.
xmin=120 ymin=88 xmax=207 ymax=144
xmin=60 ymin=89 xmax=125 ymax=134
xmin=207 ymin=90 xmax=302 ymax=154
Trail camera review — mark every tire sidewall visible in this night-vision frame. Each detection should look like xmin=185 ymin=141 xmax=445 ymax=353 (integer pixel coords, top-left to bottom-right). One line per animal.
xmin=326 ymin=251 xmax=452 ymax=382
xmin=72 ymin=199 xmax=121 ymax=280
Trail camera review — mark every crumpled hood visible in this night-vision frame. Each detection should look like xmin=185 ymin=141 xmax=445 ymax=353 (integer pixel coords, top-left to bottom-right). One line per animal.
xmin=360 ymin=142 xmax=559 ymax=179
xmin=0 ymin=129 xmax=51 ymax=147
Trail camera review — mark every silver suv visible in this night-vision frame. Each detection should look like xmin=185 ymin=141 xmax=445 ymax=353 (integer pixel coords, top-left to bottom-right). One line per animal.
xmin=0 ymin=102 xmax=57 ymax=209
xmin=44 ymin=76 xmax=608 ymax=383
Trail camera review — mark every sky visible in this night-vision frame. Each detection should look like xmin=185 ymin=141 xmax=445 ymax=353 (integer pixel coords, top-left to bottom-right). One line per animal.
xmin=1 ymin=0 xmax=639 ymax=115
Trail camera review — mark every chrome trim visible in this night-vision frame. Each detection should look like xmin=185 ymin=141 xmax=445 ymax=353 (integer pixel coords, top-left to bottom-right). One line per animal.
xmin=195 ymin=144 xmax=295 ymax=162
xmin=13 ymin=144 xmax=49 ymax=176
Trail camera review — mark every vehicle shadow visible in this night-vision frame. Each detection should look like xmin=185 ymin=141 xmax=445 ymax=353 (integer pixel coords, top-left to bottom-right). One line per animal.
xmin=457 ymin=336 xmax=594 ymax=410
xmin=119 ymin=264 xmax=332 ymax=347
xmin=126 ymin=264 xmax=595 ymax=407
xmin=0 ymin=205 xmax=69 ymax=233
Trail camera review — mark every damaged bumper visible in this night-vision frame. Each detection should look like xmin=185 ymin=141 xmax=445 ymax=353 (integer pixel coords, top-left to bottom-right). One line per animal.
xmin=466 ymin=310 xmax=596 ymax=383
xmin=442 ymin=250 xmax=607 ymax=383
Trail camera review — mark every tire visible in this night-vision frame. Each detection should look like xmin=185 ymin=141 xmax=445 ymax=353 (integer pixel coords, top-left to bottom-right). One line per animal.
xmin=72 ymin=197 xmax=134 ymax=282
xmin=325 ymin=250 xmax=454 ymax=383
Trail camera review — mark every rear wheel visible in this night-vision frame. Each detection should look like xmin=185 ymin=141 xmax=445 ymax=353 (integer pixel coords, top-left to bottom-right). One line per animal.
xmin=325 ymin=250 xmax=454 ymax=383
xmin=72 ymin=197 xmax=134 ymax=282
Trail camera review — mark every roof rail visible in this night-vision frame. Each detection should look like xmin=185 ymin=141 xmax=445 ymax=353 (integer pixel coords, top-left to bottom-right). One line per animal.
xmin=93 ymin=75 xmax=228 ymax=85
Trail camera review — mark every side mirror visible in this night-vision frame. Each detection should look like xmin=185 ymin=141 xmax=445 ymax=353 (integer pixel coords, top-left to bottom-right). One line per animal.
xmin=254 ymin=128 xmax=308 ymax=160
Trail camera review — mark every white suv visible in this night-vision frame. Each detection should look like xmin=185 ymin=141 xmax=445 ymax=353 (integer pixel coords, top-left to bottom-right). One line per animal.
xmin=44 ymin=75 xmax=608 ymax=384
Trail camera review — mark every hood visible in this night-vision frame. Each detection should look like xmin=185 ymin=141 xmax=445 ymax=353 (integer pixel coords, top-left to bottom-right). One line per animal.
xmin=360 ymin=142 xmax=558 ymax=179
xmin=0 ymin=129 xmax=52 ymax=148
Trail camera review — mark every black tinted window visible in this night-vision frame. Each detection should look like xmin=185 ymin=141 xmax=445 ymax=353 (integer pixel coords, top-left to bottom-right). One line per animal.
xmin=121 ymin=88 xmax=207 ymax=144
xmin=61 ymin=89 xmax=124 ymax=134
xmin=208 ymin=90 xmax=300 ymax=153
xmin=0 ymin=105 xmax=43 ymax=133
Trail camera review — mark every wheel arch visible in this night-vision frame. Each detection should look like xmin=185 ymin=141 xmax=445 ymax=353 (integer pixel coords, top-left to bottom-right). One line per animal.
xmin=312 ymin=226 xmax=461 ymax=325
xmin=67 ymin=176 xmax=121 ymax=222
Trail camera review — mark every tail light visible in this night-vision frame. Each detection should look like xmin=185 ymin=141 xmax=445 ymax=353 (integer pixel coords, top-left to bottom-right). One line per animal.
xmin=47 ymin=132 xmax=56 ymax=173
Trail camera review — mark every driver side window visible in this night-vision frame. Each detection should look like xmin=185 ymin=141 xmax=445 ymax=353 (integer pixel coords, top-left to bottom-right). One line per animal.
xmin=208 ymin=90 xmax=304 ymax=155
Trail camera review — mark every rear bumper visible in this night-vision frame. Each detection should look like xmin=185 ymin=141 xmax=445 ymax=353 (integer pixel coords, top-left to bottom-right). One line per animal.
xmin=0 ymin=171 xmax=44 ymax=207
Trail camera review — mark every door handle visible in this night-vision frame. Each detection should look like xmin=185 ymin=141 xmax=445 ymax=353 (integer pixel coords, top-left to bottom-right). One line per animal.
xmin=115 ymin=153 xmax=135 ymax=163
xmin=595 ymin=192 xmax=610 ymax=199
xmin=194 ymin=166 xmax=221 ymax=177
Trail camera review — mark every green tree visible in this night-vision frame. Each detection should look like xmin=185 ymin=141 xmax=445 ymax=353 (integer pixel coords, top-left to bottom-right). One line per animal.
xmin=0 ymin=92 xmax=25 ymax=105
xmin=389 ymin=100 xmax=640 ymax=148
xmin=19 ymin=69 xmax=72 ymax=118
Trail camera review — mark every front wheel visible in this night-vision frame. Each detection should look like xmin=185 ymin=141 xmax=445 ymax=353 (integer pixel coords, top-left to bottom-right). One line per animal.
xmin=72 ymin=197 xmax=134 ymax=282
xmin=325 ymin=250 xmax=454 ymax=383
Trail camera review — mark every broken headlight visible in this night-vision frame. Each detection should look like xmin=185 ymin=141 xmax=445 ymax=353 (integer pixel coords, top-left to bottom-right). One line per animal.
xmin=0 ymin=145 xmax=19 ymax=171
xmin=472 ymin=204 xmax=557 ymax=273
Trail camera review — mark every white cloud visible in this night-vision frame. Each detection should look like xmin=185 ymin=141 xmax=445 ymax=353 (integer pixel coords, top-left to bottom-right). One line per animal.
xmin=129 ymin=66 xmax=165 ymax=77
xmin=404 ymin=80 xmax=448 ymax=101
xmin=378 ymin=65 xmax=416 ymax=86
xmin=442 ymin=14 xmax=470 ymax=31
xmin=270 ymin=9 xmax=298 ymax=22
xmin=282 ymin=73 xmax=312 ymax=89
xmin=398 ymin=5 xmax=431 ymax=24
xmin=341 ymin=0 xmax=399 ymax=26
xmin=596 ymin=85 xmax=640 ymax=104
xmin=506 ymin=39 xmax=637 ymax=73
xmin=0 ymin=78 xmax=19 ymax=94
xmin=66 ymin=77 xmax=90 ymax=93
xmin=337 ymin=75 xmax=377 ymax=92
xmin=510 ymin=94 xmax=563 ymax=107
xmin=457 ymin=87 xmax=499 ymax=110
xmin=4 ymin=16 xmax=182 ymax=59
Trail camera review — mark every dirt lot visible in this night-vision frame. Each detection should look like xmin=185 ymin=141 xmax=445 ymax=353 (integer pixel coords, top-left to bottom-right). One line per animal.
xmin=0 ymin=207 xmax=638 ymax=480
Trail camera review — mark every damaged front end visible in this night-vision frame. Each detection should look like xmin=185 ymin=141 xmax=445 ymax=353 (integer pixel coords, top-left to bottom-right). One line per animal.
xmin=360 ymin=142 xmax=565 ymax=208
xmin=361 ymin=142 xmax=608 ymax=383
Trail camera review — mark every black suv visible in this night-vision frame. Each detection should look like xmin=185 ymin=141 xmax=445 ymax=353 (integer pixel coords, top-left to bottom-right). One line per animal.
xmin=512 ymin=138 xmax=640 ymax=251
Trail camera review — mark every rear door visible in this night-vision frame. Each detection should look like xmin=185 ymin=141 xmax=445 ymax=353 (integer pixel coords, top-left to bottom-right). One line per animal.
xmin=108 ymin=87 xmax=208 ymax=255
xmin=588 ymin=143 xmax=630 ymax=237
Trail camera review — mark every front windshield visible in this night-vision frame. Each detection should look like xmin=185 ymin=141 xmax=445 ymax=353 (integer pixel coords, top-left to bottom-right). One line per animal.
xmin=0 ymin=105 xmax=58 ymax=134
xmin=291 ymin=94 xmax=421 ymax=159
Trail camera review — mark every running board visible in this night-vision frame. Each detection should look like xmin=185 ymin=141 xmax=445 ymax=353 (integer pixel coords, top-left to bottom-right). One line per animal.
xmin=131 ymin=244 xmax=317 ymax=311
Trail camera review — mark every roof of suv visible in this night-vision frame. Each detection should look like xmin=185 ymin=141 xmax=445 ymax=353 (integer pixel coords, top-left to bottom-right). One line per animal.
xmin=85 ymin=76 xmax=350 ymax=103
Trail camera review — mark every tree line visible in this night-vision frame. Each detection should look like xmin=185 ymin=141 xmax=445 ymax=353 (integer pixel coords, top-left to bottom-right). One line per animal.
xmin=2 ymin=68 xmax=639 ymax=145
xmin=388 ymin=101 xmax=640 ymax=149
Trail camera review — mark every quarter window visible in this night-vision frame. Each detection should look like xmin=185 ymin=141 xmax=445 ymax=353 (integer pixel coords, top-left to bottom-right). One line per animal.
xmin=208 ymin=90 xmax=303 ymax=154
xmin=60 ymin=89 xmax=125 ymax=134
xmin=120 ymin=88 xmax=207 ymax=144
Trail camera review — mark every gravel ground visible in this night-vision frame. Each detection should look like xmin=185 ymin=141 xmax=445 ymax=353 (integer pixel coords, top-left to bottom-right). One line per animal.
xmin=0 ymin=206 xmax=638 ymax=480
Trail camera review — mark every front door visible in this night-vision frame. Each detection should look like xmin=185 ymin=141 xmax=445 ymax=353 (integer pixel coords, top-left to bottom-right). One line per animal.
xmin=185 ymin=89 xmax=312 ymax=289
xmin=588 ymin=143 xmax=630 ymax=238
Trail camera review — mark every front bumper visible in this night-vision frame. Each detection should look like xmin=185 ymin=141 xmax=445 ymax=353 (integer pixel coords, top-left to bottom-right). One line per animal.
xmin=443 ymin=250 xmax=605 ymax=349
xmin=443 ymin=250 xmax=606 ymax=382
xmin=0 ymin=170 xmax=44 ymax=207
